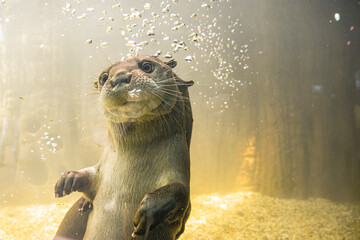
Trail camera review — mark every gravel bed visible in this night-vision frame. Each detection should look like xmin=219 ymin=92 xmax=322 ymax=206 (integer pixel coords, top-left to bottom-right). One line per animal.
xmin=0 ymin=192 xmax=359 ymax=240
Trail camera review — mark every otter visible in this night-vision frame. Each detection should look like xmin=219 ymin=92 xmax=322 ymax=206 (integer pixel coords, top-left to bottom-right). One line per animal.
xmin=53 ymin=56 xmax=193 ymax=240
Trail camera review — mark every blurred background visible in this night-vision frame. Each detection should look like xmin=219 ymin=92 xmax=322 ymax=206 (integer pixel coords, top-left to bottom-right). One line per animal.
xmin=0 ymin=0 xmax=359 ymax=239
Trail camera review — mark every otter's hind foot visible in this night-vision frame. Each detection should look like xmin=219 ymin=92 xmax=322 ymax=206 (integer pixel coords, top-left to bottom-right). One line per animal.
xmin=78 ymin=197 xmax=93 ymax=212
xmin=132 ymin=182 xmax=189 ymax=238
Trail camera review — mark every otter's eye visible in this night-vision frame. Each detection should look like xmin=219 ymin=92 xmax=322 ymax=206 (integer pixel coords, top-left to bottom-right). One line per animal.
xmin=141 ymin=62 xmax=154 ymax=73
xmin=99 ymin=73 xmax=108 ymax=85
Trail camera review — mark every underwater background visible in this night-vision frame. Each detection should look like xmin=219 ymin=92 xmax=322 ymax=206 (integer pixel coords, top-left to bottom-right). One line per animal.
xmin=0 ymin=0 xmax=359 ymax=239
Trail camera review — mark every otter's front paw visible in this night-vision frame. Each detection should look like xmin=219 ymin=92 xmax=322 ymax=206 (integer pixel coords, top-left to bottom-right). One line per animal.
xmin=55 ymin=171 xmax=90 ymax=198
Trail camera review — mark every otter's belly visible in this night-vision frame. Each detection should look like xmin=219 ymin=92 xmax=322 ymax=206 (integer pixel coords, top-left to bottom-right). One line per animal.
xmin=83 ymin=152 xmax=164 ymax=240
xmin=84 ymin=194 xmax=138 ymax=240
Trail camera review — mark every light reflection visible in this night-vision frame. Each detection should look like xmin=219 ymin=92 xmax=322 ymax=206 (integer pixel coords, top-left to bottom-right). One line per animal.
xmin=1 ymin=191 xmax=359 ymax=239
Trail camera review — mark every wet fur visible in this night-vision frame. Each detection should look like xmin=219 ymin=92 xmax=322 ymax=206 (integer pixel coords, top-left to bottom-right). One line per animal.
xmin=54 ymin=56 xmax=193 ymax=240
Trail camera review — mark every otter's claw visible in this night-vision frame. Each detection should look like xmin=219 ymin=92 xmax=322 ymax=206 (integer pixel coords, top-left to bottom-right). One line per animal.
xmin=78 ymin=197 xmax=93 ymax=212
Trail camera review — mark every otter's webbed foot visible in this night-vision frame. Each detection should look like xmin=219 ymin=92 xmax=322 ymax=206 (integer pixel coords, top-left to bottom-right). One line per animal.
xmin=132 ymin=182 xmax=189 ymax=238
xmin=78 ymin=197 xmax=93 ymax=212
xmin=55 ymin=170 xmax=91 ymax=198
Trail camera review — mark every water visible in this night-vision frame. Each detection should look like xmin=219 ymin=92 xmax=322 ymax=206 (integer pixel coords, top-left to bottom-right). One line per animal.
xmin=0 ymin=0 xmax=359 ymax=239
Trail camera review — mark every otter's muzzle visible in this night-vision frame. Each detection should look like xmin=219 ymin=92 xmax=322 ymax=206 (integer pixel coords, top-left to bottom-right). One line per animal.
xmin=110 ymin=71 xmax=132 ymax=88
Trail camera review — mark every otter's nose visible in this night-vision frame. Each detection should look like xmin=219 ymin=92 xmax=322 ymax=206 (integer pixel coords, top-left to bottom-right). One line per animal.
xmin=110 ymin=72 xmax=132 ymax=87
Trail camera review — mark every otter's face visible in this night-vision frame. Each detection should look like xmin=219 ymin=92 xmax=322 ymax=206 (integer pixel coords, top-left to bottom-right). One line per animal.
xmin=96 ymin=56 xmax=179 ymax=123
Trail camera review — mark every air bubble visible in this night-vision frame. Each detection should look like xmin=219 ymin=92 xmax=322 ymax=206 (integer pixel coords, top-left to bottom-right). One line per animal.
xmin=151 ymin=12 xmax=159 ymax=18
xmin=201 ymin=3 xmax=211 ymax=10
xmin=77 ymin=13 xmax=88 ymax=20
xmin=164 ymin=52 xmax=173 ymax=58
xmin=100 ymin=42 xmax=110 ymax=48
xmin=142 ymin=18 xmax=150 ymax=26
xmin=125 ymin=40 xmax=136 ymax=47
xmin=147 ymin=30 xmax=155 ymax=36
xmin=178 ymin=23 xmax=185 ymax=29
xmin=129 ymin=10 xmax=141 ymax=19
xmin=64 ymin=3 xmax=71 ymax=9
xmin=185 ymin=55 xmax=194 ymax=62
xmin=138 ymin=41 xmax=149 ymax=46
xmin=153 ymin=50 xmax=162 ymax=57
xmin=189 ymin=32 xmax=200 ymax=42
xmin=144 ymin=2 xmax=152 ymax=10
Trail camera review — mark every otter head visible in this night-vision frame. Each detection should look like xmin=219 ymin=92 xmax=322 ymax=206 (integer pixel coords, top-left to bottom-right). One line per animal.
xmin=95 ymin=56 xmax=193 ymax=123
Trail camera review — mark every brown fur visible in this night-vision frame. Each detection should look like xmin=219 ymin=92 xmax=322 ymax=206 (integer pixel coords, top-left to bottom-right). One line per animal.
xmin=54 ymin=56 xmax=193 ymax=240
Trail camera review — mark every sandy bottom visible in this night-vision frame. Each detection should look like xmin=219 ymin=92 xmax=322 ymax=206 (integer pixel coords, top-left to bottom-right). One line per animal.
xmin=0 ymin=191 xmax=359 ymax=240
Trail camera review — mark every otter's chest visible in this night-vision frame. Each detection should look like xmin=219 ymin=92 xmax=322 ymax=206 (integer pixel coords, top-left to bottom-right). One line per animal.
xmin=84 ymin=146 xmax=169 ymax=239
xmin=99 ymin=146 xmax=166 ymax=197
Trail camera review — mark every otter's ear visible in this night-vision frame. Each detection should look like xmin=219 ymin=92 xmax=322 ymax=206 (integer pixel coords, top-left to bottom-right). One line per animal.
xmin=165 ymin=59 xmax=177 ymax=68
xmin=94 ymin=81 xmax=99 ymax=89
